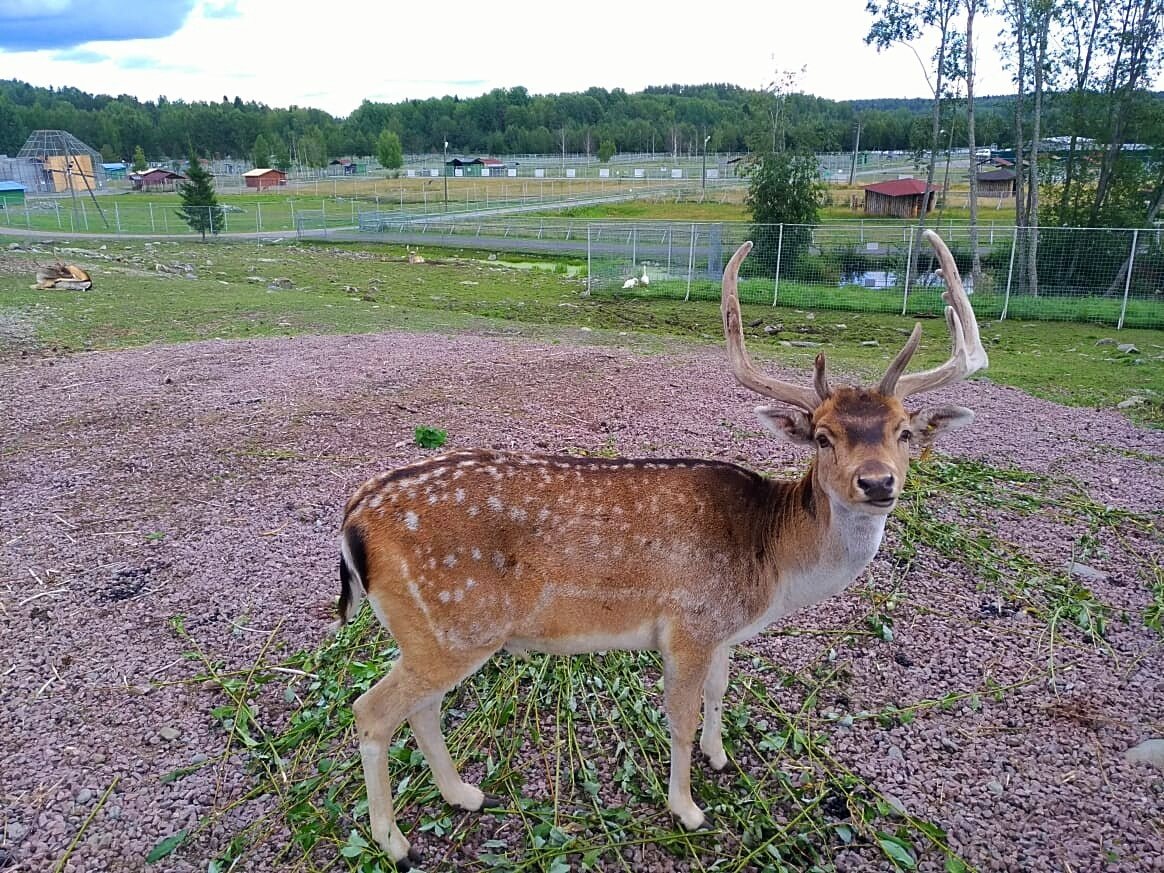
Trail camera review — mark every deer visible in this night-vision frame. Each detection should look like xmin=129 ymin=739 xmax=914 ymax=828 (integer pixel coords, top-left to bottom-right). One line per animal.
xmin=335 ymin=229 xmax=987 ymax=869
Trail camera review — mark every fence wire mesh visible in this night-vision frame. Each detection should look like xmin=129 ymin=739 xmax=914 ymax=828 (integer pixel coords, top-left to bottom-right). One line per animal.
xmin=586 ymin=222 xmax=1164 ymax=330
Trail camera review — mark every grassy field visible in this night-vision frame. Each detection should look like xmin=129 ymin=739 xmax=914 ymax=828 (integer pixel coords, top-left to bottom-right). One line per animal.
xmin=1 ymin=236 xmax=1160 ymax=425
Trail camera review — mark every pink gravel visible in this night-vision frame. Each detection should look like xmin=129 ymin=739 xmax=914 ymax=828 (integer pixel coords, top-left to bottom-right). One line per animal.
xmin=1 ymin=329 xmax=1161 ymax=872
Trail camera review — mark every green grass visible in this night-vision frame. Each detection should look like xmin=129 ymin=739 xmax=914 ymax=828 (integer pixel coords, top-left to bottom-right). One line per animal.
xmin=2 ymin=236 xmax=1160 ymax=426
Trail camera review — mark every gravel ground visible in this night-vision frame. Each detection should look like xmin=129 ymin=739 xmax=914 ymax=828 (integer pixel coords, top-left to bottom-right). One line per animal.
xmin=2 ymin=329 xmax=1162 ymax=872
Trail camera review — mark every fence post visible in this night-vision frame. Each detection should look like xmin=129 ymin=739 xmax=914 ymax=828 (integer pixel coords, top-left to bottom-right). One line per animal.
xmin=149 ymin=202 xmax=155 ymax=233
xmin=208 ymin=205 xmax=214 ymax=236
xmin=1002 ymin=227 xmax=1017 ymax=321
xmin=772 ymin=223 xmax=784 ymax=306
xmin=257 ymin=201 xmax=262 ymax=233
xmin=901 ymin=226 xmax=916 ymax=316
xmin=1117 ymin=228 xmax=1138 ymax=330
xmin=114 ymin=203 xmax=121 ymax=234
xmin=685 ymin=223 xmax=696 ymax=302
xmin=632 ymin=225 xmax=637 ymax=266
xmin=586 ymin=224 xmax=591 ymax=295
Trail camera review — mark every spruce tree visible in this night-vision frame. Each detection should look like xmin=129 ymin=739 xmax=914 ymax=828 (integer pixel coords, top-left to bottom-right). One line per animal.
xmin=176 ymin=150 xmax=224 ymax=241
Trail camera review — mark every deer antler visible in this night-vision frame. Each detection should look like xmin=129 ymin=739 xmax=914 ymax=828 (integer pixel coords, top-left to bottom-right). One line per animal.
xmin=721 ymin=241 xmax=825 ymax=413
xmin=882 ymin=230 xmax=989 ymax=399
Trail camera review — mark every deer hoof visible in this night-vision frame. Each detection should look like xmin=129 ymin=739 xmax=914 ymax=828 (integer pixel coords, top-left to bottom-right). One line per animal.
xmin=394 ymin=846 xmax=423 ymax=871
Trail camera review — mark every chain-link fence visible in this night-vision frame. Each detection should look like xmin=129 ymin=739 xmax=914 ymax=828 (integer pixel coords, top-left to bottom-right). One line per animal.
xmin=585 ymin=222 xmax=1164 ymax=330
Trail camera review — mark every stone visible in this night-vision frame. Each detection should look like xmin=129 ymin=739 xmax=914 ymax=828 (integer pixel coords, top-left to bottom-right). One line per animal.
xmin=783 ymin=340 xmax=822 ymax=348
xmin=1095 ymin=338 xmax=1116 ymax=346
xmin=1117 ymin=343 xmax=1140 ymax=354
xmin=887 ymin=745 xmax=904 ymax=761
xmin=5 ymin=822 xmax=26 ymax=840
xmin=1125 ymin=738 xmax=1164 ymax=770
xmin=986 ymin=779 xmax=1005 ymax=795
xmin=1067 ymin=562 xmax=1109 ymax=584
xmin=860 ymin=340 xmax=880 ymax=347
xmin=1117 ymin=397 xmax=1145 ymax=409
xmin=76 ymin=788 xmax=93 ymax=804
xmin=158 ymin=725 xmax=181 ymax=742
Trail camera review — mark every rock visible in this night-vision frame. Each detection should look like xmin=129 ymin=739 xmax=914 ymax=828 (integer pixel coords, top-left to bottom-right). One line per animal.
xmin=763 ymin=325 xmax=782 ymax=335
xmin=4 ymin=822 xmax=26 ymax=840
xmin=747 ymin=318 xmax=763 ymax=328
xmin=1095 ymin=338 xmax=1116 ymax=346
xmin=887 ymin=745 xmax=904 ymax=761
xmin=268 ymin=277 xmax=293 ymax=290
xmin=860 ymin=340 xmax=880 ymax=347
xmin=833 ymin=323 xmax=848 ymax=329
xmin=1117 ymin=397 xmax=1146 ymax=409
xmin=76 ymin=788 xmax=93 ymax=804
xmin=1067 ymin=562 xmax=1109 ymax=584
xmin=783 ymin=340 xmax=822 ymax=348
xmin=1125 ymin=738 xmax=1164 ymax=770
xmin=158 ymin=725 xmax=181 ymax=742
xmin=986 ymin=779 xmax=1005 ymax=795
xmin=1117 ymin=343 xmax=1139 ymax=354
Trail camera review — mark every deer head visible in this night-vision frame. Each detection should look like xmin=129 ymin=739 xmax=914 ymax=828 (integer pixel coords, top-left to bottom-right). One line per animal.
xmin=720 ymin=230 xmax=987 ymax=514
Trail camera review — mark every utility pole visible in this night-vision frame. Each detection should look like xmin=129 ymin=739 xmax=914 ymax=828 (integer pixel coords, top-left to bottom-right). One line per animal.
xmin=702 ymin=132 xmax=710 ymax=190
xmin=848 ymin=120 xmax=862 ymax=186
xmin=443 ymin=139 xmax=448 ymax=211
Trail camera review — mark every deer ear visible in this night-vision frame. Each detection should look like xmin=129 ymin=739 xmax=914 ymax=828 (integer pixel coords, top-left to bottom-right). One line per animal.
xmin=910 ymin=405 xmax=975 ymax=446
xmin=755 ymin=405 xmax=815 ymax=446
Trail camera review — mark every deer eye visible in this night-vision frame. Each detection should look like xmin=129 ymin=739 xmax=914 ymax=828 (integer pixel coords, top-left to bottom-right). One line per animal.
xmin=815 ymin=433 xmax=832 ymax=449
xmin=899 ymin=429 xmax=913 ymax=443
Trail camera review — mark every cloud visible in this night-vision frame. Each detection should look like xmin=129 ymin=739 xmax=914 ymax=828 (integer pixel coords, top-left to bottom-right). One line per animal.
xmin=202 ymin=1 xmax=240 ymax=19
xmin=117 ymin=55 xmax=197 ymax=74
xmin=0 ymin=0 xmax=196 ymax=51
xmin=53 ymin=47 xmax=108 ymax=63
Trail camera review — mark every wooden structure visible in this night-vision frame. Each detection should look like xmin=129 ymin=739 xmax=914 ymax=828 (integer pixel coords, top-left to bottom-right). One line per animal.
xmin=243 ymin=167 xmax=287 ymax=189
xmin=976 ymin=169 xmax=1017 ymax=197
xmin=130 ymin=168 xmax=185 ymax=191
xmin=863 ymin=179 xmax=937 ymax=218
xmin=444 ymin=156 xmax=507 ymax=177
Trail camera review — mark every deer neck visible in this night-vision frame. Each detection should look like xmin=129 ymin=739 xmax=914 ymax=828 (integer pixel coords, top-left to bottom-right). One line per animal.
xmin=765 ymin=463 xmax=888 ymax=618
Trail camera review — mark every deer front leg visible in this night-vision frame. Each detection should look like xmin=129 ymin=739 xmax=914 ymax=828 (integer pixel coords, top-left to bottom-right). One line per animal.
xmin=699 ymin=646 xmax=731 ymax=771
xmin=662 ymin=640 xmax=712 ymax=830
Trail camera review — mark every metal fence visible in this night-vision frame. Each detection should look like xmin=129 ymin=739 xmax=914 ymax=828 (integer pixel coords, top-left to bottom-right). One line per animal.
xmin=582 ymin=221 xmax=1164 ymax=330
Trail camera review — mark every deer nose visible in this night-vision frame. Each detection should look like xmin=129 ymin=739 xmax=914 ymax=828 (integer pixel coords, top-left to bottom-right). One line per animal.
xmin=855 ymin=467 xmax=897 ymax=501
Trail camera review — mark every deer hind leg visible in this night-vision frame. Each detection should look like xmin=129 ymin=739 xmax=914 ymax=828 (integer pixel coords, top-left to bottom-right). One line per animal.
xmin=699 ymin=645 xmax=731 ymax=771
xmin=354 ymin=653 xmax=488 ymax=868
xmin=661 ymin=637 xmax=713 ymax=830
xmin=409 ymin=700 xmax=495 ymax=811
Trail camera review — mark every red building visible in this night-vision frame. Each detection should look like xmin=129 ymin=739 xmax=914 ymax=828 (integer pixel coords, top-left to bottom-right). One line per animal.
xmin=243 ymin=168 xmax=287 ymax=189
xmin=863 ymin=179 xmax=938 ymax=218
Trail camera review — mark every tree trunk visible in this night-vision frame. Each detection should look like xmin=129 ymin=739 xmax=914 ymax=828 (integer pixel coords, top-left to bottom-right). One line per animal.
xmin=966 ymin=0 xmax=982 ymax=283
xmin=1009 ymin=0 xmax=1028 ymax=291
xmin=1027 ymin=6 xmax=1050 ymax=299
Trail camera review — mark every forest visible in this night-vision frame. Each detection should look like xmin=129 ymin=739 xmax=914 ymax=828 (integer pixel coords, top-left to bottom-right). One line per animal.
xmin=1 ymin=76 xmax=1159 ymax=168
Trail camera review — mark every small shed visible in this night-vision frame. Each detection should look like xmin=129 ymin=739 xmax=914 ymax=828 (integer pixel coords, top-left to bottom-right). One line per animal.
xmin=863 ymin=179 xmax=937 ymax=218
xmin=243 ymin=167 xmax=287 ymax=189
xmin=0 ymin=180 xmax=26 ymax=205
xmin=130 ymin=168 xmax=185 ymax=191
xmin=102 ymin=162 xmax=128 ymax=179
xmin=976 ymin=169 xmax=1017 ymax=197
xmin=444 ymin=157 xmax=506 ymax=177
xmin=329 ymin=158 xmax=357 ymax=176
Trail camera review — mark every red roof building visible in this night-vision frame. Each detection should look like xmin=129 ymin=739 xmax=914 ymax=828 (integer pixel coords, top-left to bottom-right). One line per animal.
xmin=243 ymin=167 xmax=286 ymax=189
xmin=863 ymin=179 xmax=938 ymax=218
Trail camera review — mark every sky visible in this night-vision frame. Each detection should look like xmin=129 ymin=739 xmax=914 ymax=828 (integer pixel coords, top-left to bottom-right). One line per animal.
xmin=0 ymin=0 xmax=1160 ymax=119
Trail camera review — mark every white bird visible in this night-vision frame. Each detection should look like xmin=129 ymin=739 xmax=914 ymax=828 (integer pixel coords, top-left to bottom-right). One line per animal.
xmin=622 ymin=276 xmax=639 ymax=289
xmin=639 ymin=266 xmax=649 ymax=286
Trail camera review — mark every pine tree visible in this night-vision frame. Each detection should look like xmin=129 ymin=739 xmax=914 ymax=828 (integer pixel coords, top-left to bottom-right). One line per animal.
xmin=131 ymin=145 xmax=147 ymax=172
xmin=176 ymin=149 xmax=224 ymax=242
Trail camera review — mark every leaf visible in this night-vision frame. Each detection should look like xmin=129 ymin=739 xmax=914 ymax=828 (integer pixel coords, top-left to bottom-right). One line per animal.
xmin=878 ymin=835 xmax=917 ymax=870
xmin=548 ymin=857 xmax=572 ymax=873
xmin=146 ymin=830 xmax=188 ymax=863
xmin=945 ymin=858 xmax=969 ymax=873
xmin=414 ymin=426 xmax=447 ymax=449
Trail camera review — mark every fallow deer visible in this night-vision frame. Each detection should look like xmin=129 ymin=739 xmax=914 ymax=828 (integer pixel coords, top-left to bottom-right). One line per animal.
xmin=336 ymin=229 xmax=987 ymax=868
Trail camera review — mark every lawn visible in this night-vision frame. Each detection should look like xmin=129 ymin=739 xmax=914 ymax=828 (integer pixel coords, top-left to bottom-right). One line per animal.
xmin=1 ymin=236 xmax=1160 ymax=425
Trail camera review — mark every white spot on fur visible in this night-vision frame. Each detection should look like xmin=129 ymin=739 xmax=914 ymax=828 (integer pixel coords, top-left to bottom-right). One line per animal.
xmin=509 ymin=506 xmax=528 ymax=523
xmin=403 ymin=511 xmax=419 ymax=531
xmin=455 ymin=488 xmax=465 ymax=503
xmin=443 ymin=554 xmax=458 ymax=568
xmin=537 ymin=508 xmax=551 ymax=524
xmin=487 ymin=496 xmax=504 ymax=513
xmin=471 ymin=547 xmax=482 ymax=560
xmin=468 ymin=505 xmax=480 ymax=517
xmin=492 ymin=551 xmax=506 ymax=570
xmin=465 ymin=577 xmax=477 ymax=589
xmin=438 ymin=590 xmax=451 ymax=603
xmin=453 ymin=588 xmax=464 ymax=603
